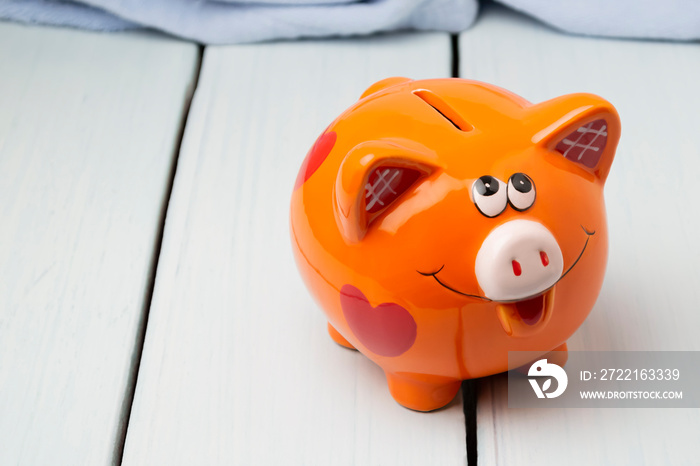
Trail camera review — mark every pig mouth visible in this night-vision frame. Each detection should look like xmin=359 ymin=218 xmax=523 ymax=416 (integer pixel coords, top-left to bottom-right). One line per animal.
xmin=494 ymin=287 xmax=555 ymax=337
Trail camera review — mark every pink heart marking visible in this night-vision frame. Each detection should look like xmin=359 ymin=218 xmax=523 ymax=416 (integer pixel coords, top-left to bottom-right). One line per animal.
xmin=294 ymin=131 xmax=337 ymax=190
xmin=339 ymin=284 xmax=417 ymax=357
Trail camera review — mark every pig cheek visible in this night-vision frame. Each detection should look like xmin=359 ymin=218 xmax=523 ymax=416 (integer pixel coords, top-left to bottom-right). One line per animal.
xmin=339 ymin=284 xmax=417 ymax=357
xmin=293 ymin=131 xmax=337 ymax=190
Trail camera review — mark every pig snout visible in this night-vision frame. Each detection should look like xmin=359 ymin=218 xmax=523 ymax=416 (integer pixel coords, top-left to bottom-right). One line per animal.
xmin=475 ymin=220 xmax=564 ymax=301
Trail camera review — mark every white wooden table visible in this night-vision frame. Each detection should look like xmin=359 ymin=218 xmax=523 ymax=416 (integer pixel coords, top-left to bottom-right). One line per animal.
xmin=1 ymin=4 xmax=698 ymax=465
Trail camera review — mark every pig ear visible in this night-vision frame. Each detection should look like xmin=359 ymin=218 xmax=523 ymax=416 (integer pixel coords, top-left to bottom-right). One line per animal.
xmin=531 ymin=93 xmax=620 ymax=183
xmin=360 ymin=77 xmax=413 ymax=100
xmin=334 ymin=140 xmax=440 ymax=243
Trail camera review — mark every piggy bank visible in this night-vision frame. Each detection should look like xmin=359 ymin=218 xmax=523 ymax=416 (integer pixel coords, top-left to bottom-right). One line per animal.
xmin=290 ymin=77 xmax=620 ymax=411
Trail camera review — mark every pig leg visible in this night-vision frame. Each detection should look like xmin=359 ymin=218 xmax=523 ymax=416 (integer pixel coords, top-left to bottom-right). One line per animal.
xmin=327 ymin=322 xmax=356 ymax=350
xmin=385 ymin=371 xmax=462 ymax=412
xmin=545 ymin=342 xmax=568 ymax=367
xmin=515 ymin=342 xmax=568 ymax=374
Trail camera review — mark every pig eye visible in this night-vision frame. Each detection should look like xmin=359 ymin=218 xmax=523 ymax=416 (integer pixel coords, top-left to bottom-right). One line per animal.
xmin=507 ymin=173 xmax=536 ymax=211
xmin=472 ymin=175 xmax=507 ymax=218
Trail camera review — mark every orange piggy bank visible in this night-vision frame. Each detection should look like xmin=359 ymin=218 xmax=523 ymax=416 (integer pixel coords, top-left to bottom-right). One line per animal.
xmin=290 ymin=77 xmax=620 ymax=411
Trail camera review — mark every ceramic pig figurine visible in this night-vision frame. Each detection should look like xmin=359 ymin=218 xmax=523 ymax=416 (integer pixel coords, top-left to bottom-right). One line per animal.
xmin=290 ymin=77 xmax=620 ymax=411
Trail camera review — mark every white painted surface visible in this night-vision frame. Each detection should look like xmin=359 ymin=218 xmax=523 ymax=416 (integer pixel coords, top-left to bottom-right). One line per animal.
xmin=0 ymin=24 xmax=198 ymax=464
xmin=460 ymin=6 xmax=700 ymax=465
xmin=122 ymin=34 xmax=467 ymax=465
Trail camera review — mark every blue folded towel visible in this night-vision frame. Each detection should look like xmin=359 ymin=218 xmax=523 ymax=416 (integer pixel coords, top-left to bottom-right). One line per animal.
xmin=0 ymin=0 xmax=477 ymax=44
xmin=0 ymin=0 xmax=698 ymax=44
xmin=499 ymin=0 xmax=700 ymax=42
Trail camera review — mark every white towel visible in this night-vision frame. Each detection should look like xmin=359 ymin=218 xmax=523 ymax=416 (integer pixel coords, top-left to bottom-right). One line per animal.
xmin=0 ymin=0 xmax=698 ymax=44
xmin=0 ymin=0 xmax=478 ymax=44
xmin=498 ymin=0 xmax=700 ymax=41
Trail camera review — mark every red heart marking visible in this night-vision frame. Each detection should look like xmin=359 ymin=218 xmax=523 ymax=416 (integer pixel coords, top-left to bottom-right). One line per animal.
xmin=339 ymin=284 xmax=417 ymax=357
xmin=294 ymin=131 xmax=337 ymax=190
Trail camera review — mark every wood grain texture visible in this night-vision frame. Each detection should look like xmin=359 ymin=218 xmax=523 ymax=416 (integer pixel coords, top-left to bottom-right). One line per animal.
xmin=121 ymin=34 xmax=467 ymax=465
xmin=460 ymin=5 xmax=700 ymax=465
xmin=0 ymin=24 xmax=198 ymax=464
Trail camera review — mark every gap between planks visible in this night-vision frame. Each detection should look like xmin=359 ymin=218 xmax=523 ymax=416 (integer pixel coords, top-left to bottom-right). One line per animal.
xmin=113 ymin=45 xmax=206 ymax=466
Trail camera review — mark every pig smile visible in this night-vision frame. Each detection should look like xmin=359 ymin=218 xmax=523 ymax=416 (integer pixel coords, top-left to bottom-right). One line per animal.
xmin=418 ymin=226 xmax=595 ymax=337
xmin=418 ymin=264 xmax=492 ymax=301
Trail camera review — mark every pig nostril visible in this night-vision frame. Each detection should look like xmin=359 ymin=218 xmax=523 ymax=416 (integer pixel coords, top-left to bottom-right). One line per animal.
xmin=512 ymin=260 xmax=522 ymax=277
xmin=540 ymin=251 xmax=550 ymax=267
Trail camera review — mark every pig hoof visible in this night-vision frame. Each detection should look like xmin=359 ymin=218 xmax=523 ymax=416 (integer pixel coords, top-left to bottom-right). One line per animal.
xmin=327 ymin=322 xmax=357 ymax=350
xmin=385 ymin=372 xmax=461 ymax=412
xmin=546 ymin=342 xmax=569 ymax=367
xmin=514 ymin=342 xmax=568 ymax=375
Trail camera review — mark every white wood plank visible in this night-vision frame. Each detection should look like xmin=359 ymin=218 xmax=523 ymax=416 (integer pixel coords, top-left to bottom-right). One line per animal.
xmin=0 ymin=24 xmax=198 ymax=464
xmin=460 ymin=5 xmax=700 ymax=465
xmin=122 ymin=34 xmax=467 ymax=465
